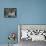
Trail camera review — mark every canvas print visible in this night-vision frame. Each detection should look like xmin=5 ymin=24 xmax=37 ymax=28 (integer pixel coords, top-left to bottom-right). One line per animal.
xmin=4 ymin=8 xmax=17 ymax=18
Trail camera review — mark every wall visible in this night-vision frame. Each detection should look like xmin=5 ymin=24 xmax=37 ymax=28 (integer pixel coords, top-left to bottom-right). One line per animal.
xmin=0 ymin=0 xmax=46 ymax=44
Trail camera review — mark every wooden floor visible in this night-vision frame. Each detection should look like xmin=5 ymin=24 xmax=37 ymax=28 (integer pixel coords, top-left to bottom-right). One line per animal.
xmin=0 ymin=40 xmax=46 ymax=46
xmin=19 ymin=39 xmax=46 ymax=46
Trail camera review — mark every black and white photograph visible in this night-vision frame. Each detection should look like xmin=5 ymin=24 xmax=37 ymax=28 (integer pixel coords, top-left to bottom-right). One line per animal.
xmin=4 ymin=8 xmax=17 ymax=18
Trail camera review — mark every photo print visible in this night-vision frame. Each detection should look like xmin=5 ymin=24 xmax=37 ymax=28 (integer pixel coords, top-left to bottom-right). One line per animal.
xmin=4 ymin=8 xmax=17 ymax=18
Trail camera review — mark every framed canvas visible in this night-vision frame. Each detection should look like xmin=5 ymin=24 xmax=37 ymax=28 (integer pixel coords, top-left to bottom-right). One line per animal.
xmin=4 ymin=8 xmax=17 ymax=18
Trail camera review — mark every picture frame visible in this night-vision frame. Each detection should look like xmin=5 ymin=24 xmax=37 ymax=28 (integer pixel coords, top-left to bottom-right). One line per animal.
xmin=4 ymin=8 xmax=17 ymax=18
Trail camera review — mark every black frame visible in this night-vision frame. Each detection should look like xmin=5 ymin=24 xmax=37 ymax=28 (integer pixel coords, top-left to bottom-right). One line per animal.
xmin=4 ymin=8 xmax=17 ymax=18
